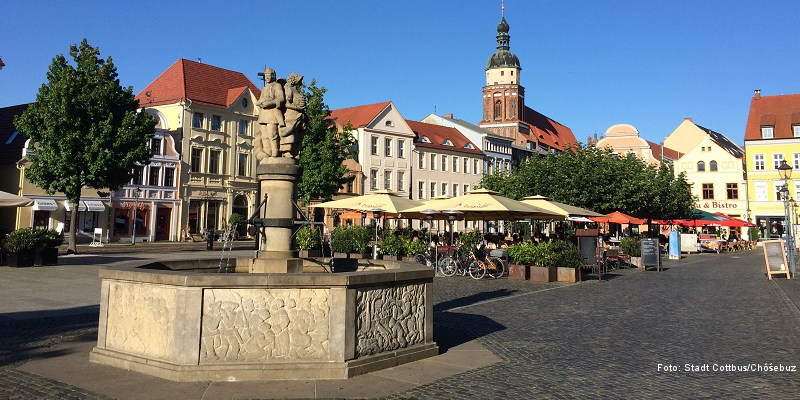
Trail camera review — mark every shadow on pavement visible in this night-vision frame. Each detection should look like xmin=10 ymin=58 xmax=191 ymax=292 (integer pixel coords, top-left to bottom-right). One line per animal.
xmin=0 ymin=307 xmax=99 ymax=368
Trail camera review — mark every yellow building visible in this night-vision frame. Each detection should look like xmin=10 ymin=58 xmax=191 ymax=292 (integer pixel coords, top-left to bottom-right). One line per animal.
xmin=744 ymin=91 xmax=800 ymax=240
xmin=666 ymin=118 xmax=746 ymax=219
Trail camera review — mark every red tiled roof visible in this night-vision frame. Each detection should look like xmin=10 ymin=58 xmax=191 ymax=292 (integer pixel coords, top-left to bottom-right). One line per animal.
xmin=745 ymin=93 xmax=800 ymax=141
xmin=521 ymin=106 xmax=578 ymax=151
xmin=329 ymin=101 xmax=391 ymax=128
xmin=645 ymin=140 xmax=681 ymax=162
xmin=135 ymin=59 xmax=260 ymax=109
xmin=0 ymin=104 xmax=30 ymax=165
xmin=0 ymin=58 xmax=5 ymax=68
xmin=405 ymin=120 xmax=484 ymax=156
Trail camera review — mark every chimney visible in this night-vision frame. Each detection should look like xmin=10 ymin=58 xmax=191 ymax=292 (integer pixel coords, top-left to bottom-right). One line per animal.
xmin=593 ymin=132 xmax=598 ymax=143
xmin=444 ymin=113 xmax=453 ymax=119
xmin=684 ymin=117 xmax=693 ymax=122
xmin=754 ymin=89 xmax=761 ymax=99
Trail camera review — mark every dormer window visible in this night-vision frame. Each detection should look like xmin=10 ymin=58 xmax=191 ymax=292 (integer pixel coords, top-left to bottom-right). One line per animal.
xmin=464 ymin=143 xmax=474 ymax=149
xmin=761 ymin=126 xmax=774 ymax=139
xmin=418 ymin=136 xmax=431 ymax=143
xmin=385 ymin=120 xmax=394 ymax=127
xmin=442 ymin=140 xmax=454 ymax=146
xmin=794 ymin=125 xmax=800 ymax=137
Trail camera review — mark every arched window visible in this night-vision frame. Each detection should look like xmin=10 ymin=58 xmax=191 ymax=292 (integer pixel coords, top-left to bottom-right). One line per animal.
xmin=710 ymin=160 xmax=718 ymax=171
xmin=697 ymin=161 xmax=705 ymax=172
xmin=494 ymin=100 xmax=502 ymax=120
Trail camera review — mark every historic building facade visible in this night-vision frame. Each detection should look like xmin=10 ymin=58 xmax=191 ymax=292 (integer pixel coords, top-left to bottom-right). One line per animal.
xmin=594 ymin=123 xmax=680 ymax=166
xmin=744 ymin=90 xmax=800 ymax=240
xmin=477 ymin=16 xmax=578 ymax=166
xmin=421 ymin=113 xmax=513 ymax=175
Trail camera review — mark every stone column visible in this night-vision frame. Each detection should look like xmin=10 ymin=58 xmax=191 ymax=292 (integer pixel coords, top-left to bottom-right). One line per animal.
xmin=252 ymin=157 xmax=303 ymax=273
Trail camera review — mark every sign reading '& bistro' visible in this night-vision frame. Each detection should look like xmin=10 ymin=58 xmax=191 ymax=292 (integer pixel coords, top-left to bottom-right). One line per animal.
xmin=695 ymin=201 xmax=739 ymax=209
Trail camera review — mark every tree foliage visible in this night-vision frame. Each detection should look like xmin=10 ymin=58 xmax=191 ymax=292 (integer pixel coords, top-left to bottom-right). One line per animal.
xmin=482 ymin=144 xmax=695 ymax=219
xmin=297 ymin=80 xmax=355 ymax=205
xmin=14 ymin=39 xmax=156 ymax=253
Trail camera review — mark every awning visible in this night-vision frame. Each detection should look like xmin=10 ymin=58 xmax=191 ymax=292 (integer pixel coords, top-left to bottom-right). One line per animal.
xmin=32 ymin=199 xmax=58 ymax=211
xmin=83 ymin=200 xmax=106 ymax=212
xmin=63 ymin=201 xmax=83 ymax=212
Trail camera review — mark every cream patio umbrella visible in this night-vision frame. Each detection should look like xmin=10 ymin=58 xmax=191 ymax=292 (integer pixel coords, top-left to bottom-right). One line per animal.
xmin=309 ymin=189 xmax=424 ymax=215
xmin=520 ymin=195 xmax=603 ymax=218
xmin=402 ymin=188 xmax=563 ymax=221
xmin=0 ymin=190 xmax=32 ymax=207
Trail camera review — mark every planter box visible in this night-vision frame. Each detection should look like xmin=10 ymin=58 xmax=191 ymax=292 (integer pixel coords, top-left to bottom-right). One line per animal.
xmin=382 ymin=255 xmax=402 ymax=261
xmin=556 ymin=267 xmax=579 ymax=283
xmin=35 ymin=248 xmax=59 ymax=266
xmin=508 ymin=264 xmax=528 ymax=280
xmin=299 ymin=249 xmax=321 ymax=258
xmin=333 ymin=252 xmax=349 ymax=259
xmin=348 ymin=253 xmax=370 ymax=259
xmin=630 ymin=256 xmax=643 ymax=268
xmin=527 ymin=266 xmax=557 ymax=282
xmin=8 ymin=251 xmax=35 ymax=268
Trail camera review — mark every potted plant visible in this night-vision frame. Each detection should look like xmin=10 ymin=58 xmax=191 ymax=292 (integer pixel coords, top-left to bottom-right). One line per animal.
xmin=528 ymin=241 xmax=557 ymax=282
xmin=550 ymin=240 xmax=583 ymax=283
xmin=296 ymin=225 xmax=321 ymax=258
xmin=406 ymin=237 xmax=427 ymax=261
xmin=506 ymin=242 xmax=533 ymax=280
xmin=621 ymin=236 xmax=642 ymax=268
xmin=35 ymin=229 xmax=64 ymax=266
xmin=349 ymin=226 xmax=372 ymax=259
xmin=379 ymin=233 xmax=408 ymax=261
xmin=330 ymin=226 xmax=352 ymax=258
xmin=5 ymin=228 xmax=39 ymax=267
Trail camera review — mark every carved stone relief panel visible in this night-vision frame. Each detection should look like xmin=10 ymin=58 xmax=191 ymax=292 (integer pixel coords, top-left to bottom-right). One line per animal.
xmin=106 ymin=282 xmax=175 ymax=360
xmin=355 ymin=284 xmax=425 ymax=358
xmin=200 ymin=288 xmax=330 ymax=363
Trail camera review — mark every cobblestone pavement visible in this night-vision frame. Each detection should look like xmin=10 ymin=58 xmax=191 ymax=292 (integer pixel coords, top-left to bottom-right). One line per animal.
xmin=2 ymin=249 xmax=800 ymax=399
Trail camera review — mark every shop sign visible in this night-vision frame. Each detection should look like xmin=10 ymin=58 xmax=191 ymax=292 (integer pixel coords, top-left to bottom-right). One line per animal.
xmin=120 ymin=201 xmax=150 ymax=210
xmin=695 ymin=201 xmax=739 ymax=209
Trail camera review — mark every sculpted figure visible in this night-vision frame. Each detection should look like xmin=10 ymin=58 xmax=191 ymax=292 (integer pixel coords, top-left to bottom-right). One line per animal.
xmin=279 ymin=73 xmax=306 ymax=158
xmin=255 ymin=67 xmax=285 ymax=160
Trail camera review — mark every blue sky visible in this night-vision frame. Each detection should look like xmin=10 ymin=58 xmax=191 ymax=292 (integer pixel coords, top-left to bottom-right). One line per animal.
xmin=1 ymin=0 xmax=798 ymax=146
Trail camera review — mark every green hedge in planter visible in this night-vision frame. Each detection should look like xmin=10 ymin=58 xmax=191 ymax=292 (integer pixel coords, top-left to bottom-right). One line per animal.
xmin=379 ymin=233 xmax=409 ymax=257
xmin=620 ymin=236 xmax=642 ymax=257
xmin=504 ymin=240 xmax=583 ymax=268
xmin=6 ymin=228 xmax=41 ymax=252
xmin=351 ymin=226 xmax=372 ymax=254
xmin=407 ymin=237 xmax=427 ymax=256
xmin=296 ymin=225 xmax=321 ymax=251
xmin=330 ymin=226 xmax=354 ymax=254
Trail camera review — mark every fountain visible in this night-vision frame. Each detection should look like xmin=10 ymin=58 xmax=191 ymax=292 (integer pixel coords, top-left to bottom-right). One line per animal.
xmin=89 ymin=68 xmax=437 ymax=381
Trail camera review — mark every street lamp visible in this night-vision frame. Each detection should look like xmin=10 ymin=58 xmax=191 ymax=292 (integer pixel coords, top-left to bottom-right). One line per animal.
xmin=420 ymin=209 xmax=439 ymax=246
xmin=131 ymin=186 xmax=141 ymax=245
xmin=777 ymin=160 xmax=795 ymax=277
xmin=368 ymin=208 xmax=384 ymax=260
xmin=443 ymin=210 xmax=464 ymax=245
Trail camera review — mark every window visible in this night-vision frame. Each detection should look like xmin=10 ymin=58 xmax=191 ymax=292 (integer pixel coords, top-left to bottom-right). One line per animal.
xmin=192 ymin=112 xmax=203 ymax=128
xmin=418 ymin=181 xmax=425 ymax=199
xmin=148 ymin=167 xmax=160 ymax=186
xmin=190 ymin=148 xmax=202 ymax=172
xmin=702 ymin=183 xmax=714 ymax=200
xmin=794 ymin=125 xmax=800 ymax=138
xmin=453 ymin=156 xmax=459 ymax=172
xmin=494 ymin=100 xmax=501 ymax=120
xmin=346 ymin=180 xmax=353 ymax=193
xmin=385 ymin=120 xmax=394 ymax=127
xmin=709 ymin=160 xmax=718 ymax=172
xmin=441 ymin=183 xmax=448 ymax=196
xmin=464 ymin=184 xmax=469 ymax=195
xmin=211 ymin=115 xmax=222 ymax=131
xmin=419 ymin=151 xmax=425 ymax=169
xmin=370 ymin=169 xmax=378 ymax=190
xmin=398 ymin=140 xmax=406 ymax=158
xmin=442 ymin=155 xmax=448 ymax=171
xmin=431 ymin=154 xmax=437 ymax=170
xmin=474 ymin=160 xmax=480 ymax=174
xmin=150 ymin=138 xmax=162 ymax=156
xmin=794 ymin=153 xmax=800 ymax=170
xmin=726 ymin=183 xmax=739 ymax=200
xmin=754 ymin=154 xmax=765 ymax=171
xmin=773 ymin=153 xmax=785 ymax=169
xmin=761 ymin=126 xmax=774 ymax=139
xmin=755 ymin=181 xmax=768 ymax=201
xmin=385 ymin=138 xmax=392 ymax=157
xmin=452 ymin=184 xmax=458 ymax=197
xmin=371 ymin=136 xmax=379 ymax=155
xmin=697 ymin=161 xmax=705 ymax=172
xmin=430 ymin=182 xmax=436 ymax=198
xmin=463 ymin=158 xmax=469 ymax=174
xmin=397 ymin=171 xmax=405 ymax=191
xmin=238 ymin=153 xmax=248 ymax=176
xmin=384 ymin=170 xmax=392 ymax=190
xmin=776 ymin=183 xmax=787 ymax=201
xmin=132 ymin=166 xmax=144 ymax=185
xmin=209 ymin=149 xmax=220 ymax=174
xmin=163 ymin=168 xmax=175 ymax=187
xmin=238 ymin=119 xmax=249 ymax=136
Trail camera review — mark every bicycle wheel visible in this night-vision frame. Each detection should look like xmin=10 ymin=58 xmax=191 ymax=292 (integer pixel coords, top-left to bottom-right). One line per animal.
xmin=438 ymin=256 xmax=458 ymax=277
xmin=487 ymin=257 xmax=505 ymax=279
xmin=414 ymin=253 xmax=428 ymax=266
xmin=468 ymin=260 xmax=486 ymax=279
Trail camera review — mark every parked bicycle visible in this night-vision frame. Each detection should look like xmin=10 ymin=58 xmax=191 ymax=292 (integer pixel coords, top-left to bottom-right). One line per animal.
xmin=467 ymin=248 xmax=506 ymax=279
xmin=413 ymin=246 xmax=438 ymax=269
xmin=437 ymin=251 xmax=470 ymax=277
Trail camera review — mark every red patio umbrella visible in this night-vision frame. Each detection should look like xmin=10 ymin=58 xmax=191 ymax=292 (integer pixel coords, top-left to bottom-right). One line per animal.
xmin=713 ymin=213 xmax=755 ymax=228
xmin=590 ymin=211 xmax=646 ymax=225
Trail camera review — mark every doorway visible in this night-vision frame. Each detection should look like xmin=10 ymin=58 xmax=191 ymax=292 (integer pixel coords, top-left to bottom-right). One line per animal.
xmin=155 ymin=208 xmax=171 ymax=241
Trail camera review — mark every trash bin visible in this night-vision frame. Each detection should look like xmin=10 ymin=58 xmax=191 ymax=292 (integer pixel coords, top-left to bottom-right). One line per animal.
xmin=206 ymin=230 xmax=214 ymax=250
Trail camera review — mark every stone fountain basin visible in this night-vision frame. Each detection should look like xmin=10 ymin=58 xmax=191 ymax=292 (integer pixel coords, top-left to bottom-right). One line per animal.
xmin=90 ymin=258 xmax=436 ymax=382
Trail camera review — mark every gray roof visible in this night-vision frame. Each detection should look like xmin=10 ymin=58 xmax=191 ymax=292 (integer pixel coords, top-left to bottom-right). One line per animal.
xmin=696 ymin=124 xmax=744 ymax=158
xmin=439 ymin=116 xmax=513 ymax=142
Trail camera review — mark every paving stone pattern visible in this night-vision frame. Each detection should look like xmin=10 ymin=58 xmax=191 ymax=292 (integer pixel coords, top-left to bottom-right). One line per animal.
xmin=2 ymin=250 xmax=800 ymax=399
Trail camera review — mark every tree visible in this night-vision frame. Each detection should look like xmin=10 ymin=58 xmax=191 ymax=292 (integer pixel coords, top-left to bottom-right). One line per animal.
xmin=14 ymin=40 xmax=156 ymax=254
xmin=297 ymin=80 xmax=355 ymax=205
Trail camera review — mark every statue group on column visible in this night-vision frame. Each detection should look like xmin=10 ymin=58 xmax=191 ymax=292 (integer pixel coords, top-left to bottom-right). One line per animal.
xmin=255 ymin=67 xmax=306 ymax=162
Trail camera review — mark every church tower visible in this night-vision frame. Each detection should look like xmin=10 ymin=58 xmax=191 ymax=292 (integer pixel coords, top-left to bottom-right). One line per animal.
xmin=480 ymin=11 xmax=525 ymax=143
